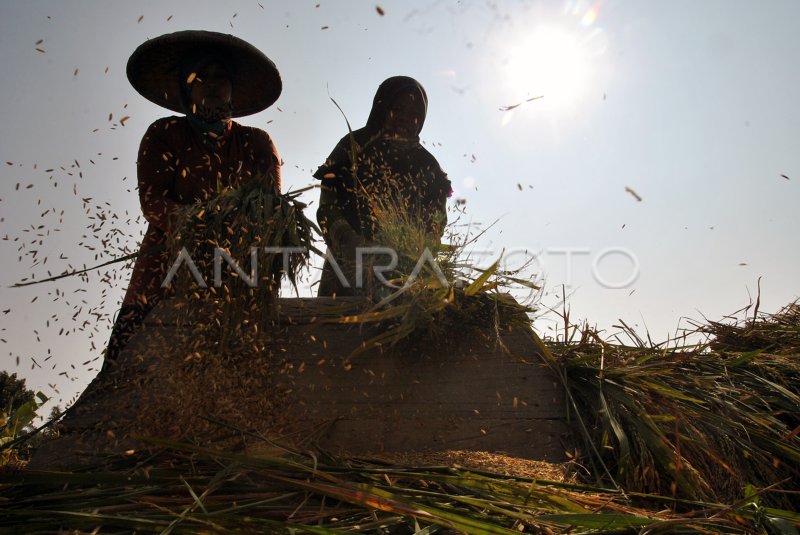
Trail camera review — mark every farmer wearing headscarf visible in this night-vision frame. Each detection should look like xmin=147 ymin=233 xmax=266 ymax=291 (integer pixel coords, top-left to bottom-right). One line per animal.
xmin=314 ymin=76 xmax=452 ymax=296
xmin=107 ymin=30 xmax=282 ymax=364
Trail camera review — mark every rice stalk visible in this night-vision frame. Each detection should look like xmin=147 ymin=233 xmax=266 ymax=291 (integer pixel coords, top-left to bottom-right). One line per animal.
xmin=554 ymin=311 xmax=800 ymax=510
xmin=4 ymin=436 xmax=796 ymax=534
xmin=322 ymin=196 xmax=539 ymax=358
xmin=167 ymin=176 xmax=321 ymax=347
xmin=702 ymin=300 xmax=800 ymax=355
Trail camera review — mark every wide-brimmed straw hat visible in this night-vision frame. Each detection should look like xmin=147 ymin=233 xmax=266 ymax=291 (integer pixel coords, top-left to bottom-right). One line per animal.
xmin=127 ymin=30 xmax=281 ymax=117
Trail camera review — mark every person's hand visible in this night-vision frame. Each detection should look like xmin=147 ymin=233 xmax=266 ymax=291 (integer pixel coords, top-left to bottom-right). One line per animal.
xmin=339 ymin=228 xmax=361 ymax=262
xmin=341 ymin=232 xmax=378 ymax=269
xmin=328 ymin=220 xmax=358 ymax=258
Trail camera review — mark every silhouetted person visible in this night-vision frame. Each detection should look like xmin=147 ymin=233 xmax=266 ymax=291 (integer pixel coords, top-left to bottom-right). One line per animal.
xmin=106 ymin=30 xmax=283 ymax=366
xmin=314 ymin=76 xmax=452 ymax=296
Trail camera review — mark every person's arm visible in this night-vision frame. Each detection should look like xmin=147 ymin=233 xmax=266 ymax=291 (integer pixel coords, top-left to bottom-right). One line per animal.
xmin=269 ymin=139 xmax=282 ymax=195
xmin=136 ymin=118 xmax=183 ymax=234
xmin=424 ymin=160 xmax=452 ymax=241
xmin=317 ymin=184 xmax=359 ymax=253
xmin=314 ymin=136 xmax=360 ymax=250
xmin=251 ymin=127 xmax=282 ymax=195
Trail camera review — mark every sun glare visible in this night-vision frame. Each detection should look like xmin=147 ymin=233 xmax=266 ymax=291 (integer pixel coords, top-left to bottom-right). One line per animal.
xmin=504 ymin=26 xmax=591 ymax=114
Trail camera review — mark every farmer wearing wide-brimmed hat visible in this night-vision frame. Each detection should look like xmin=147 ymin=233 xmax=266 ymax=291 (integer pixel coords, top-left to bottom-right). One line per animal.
xmin=106 ymin=30 xmax=283 ymax=364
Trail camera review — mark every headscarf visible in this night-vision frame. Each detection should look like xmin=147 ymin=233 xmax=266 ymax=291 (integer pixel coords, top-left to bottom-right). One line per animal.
xmin=363 ymin=76 xmax=428 ymax=142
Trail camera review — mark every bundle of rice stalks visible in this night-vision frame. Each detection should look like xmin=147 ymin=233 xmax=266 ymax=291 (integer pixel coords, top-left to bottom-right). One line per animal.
xmin=323 ymin=196 xmax=540 ymax=358
xmin=703 ymin=300 xmax=800 ymax=354
xmin=3 ymin=437 xmax=796 ymax=533
xmin=540 ymin=314 xmax=800 ymax=510
xmin=167 ymin=177 xmax=321 ymax=343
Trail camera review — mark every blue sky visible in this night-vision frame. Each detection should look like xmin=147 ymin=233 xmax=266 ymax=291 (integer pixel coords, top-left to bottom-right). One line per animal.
xmin=1 ymin=0 xmax=798 ymax=409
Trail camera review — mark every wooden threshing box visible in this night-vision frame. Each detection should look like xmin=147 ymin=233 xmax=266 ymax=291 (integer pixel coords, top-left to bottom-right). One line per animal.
xmin=31 ymin=297 xmax=570 ymax=468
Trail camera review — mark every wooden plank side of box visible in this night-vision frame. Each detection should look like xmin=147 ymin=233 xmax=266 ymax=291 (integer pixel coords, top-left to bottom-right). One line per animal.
xmin=36 ymin=297 xmax=570 ymax=467
xmin=270 ymin=321 xmax=569 ymax=460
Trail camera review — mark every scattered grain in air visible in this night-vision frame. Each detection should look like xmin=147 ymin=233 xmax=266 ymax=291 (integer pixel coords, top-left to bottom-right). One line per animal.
xmin=35 ymin=39 xmax=44 ymax=45
xmin=624 ymin=186 xmax=643 ymax=202
xmin=513 ymin=396 xmax=518 ymax=409
xmin=108 ymin=113 xmax=113 ymax=122
xmin=36 ymin=48 xmax=46 ymax=53
xmin=321 ymin=25 xmax=329 ymax=30
xmin=120 ymin=116 xmax=130 ymax=126
xmin=73 ymin=68 xmax=79 ymax=76
xmin=104 ymin=66 xmax=109 ymax=74
xmin=376 ymin=6 xmax=385 ymax=16
xmin=167 ymin=15 xmax=173 ymax=21
xmin=137 ymin=15 xmax=144 ymax=23
xmin=186 ymin=72 xmax=196 ymax=84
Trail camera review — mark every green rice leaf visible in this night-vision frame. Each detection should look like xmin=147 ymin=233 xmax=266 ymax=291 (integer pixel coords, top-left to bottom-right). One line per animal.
xmin=464 ymin=258 xmax=501 ymax=297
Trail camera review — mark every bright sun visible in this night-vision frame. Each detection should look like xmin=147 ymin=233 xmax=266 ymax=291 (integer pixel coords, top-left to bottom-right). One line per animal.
xmin=503 ymin=26 xmax=594 ymax=116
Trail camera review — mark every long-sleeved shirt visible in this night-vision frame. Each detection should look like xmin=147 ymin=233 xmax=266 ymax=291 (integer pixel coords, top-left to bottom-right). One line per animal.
xmin=123 ymin=115 xmax=281 ymax=305
xmin=315 ymin=133 xmax=451 ymax=242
